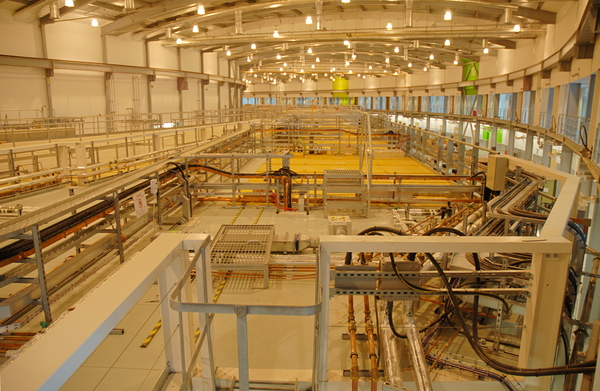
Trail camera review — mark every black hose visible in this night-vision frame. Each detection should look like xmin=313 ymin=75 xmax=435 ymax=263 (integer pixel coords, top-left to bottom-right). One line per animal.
xmin=344 ymin=226 xmax=405 ymax=265
xmin=429 ymin=251 xmax=597 ymax=375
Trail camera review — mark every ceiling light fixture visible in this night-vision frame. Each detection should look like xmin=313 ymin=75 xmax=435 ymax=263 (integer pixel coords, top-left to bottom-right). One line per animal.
xmin=176 ymin=38 xmax=183 ymax=44
xmin=307 ymin=47 xmax=313 ymax=54
xmin=444 ymin=39 xmax=450 ymax=46
xmin=276 ymin=54 xmax=281 ymax=60
xmin=226 ymin=50 xmax=231 ymax=56
xmin=273 ymin=30 xmax=280 ymax=38
xmin=197 ymin=4 xmax=205 ymax=14
xmin=65 ymin=0 xmax=74 ymax=7
xmin=454 ymin=53 xmax=459 ymax=65
xmin=306 ymin=15 xmax=313 ymax=24
xmin=385 ymin=57 xmax=390 ymax=63
xmin=91 ymin=18 xmax=99 ymax=26
xmin=192 ymin=24 xmax=199 ymax=33
xmin=444 ymin=9 xmax=452 ymax=20
xmin=423 ymin=66 xmax=428 ymax=71
xmin=513 ymin=23 xmax=521 ymax=32
xmin=283 ymin=62 xmax=287 ymax=66
xmin=408 ymin=62 xmax=412 ymax=67
xmin=344 ymin=40 xmax=350 ymax=46
xmin=394 ymin=46 xmax=400 ymax=53
xmin=280 ymin=67 xmax=283 ymax=71
xmin=429 ymin=53 xmax=434 ymax=60
xmin=316 ymin=57 xmax=320 ymax=62
xmin=352 ymin=53 xmax=356 ymax=60
xmin=386 ymin=22 xmax=393 ymax=30
xmin=341 ymin=0 xmax=350 ymax=3
xmin=247 ymin=56 xmax=251 ymax=62
xmin=346 ymin=60 xmax=350 ymax=66
xmin=483 ymin=47 xmax=489 ymax=54
xmin=251 ymin=43 xmax=256 ymax=49
xmin=368 ymin=65 xmax=372 ymax=70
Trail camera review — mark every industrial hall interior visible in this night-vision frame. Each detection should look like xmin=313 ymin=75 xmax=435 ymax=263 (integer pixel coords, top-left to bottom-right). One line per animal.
xmin=2 ymin=0 xmax=600 ymax=390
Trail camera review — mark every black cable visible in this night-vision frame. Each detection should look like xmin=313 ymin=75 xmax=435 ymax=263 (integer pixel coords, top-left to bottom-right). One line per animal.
xmin=429 ymin=251 xmax=596 ymax=376
xmin=386 ymin=300 xmax=453 ymax=339
xmin=560 ymin=325 xmax=571 ymax=366
xmin=390 ymin=252 xmax=510 ymax=312
xmin=344 ymin=226 xmax=405 ymax=265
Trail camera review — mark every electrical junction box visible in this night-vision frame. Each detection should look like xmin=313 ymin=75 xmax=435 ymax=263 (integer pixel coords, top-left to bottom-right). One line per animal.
xmin=328 ymin=216 xmax=352 ymax=235
xmin=487 ymin=155 xmax=509 ymax=191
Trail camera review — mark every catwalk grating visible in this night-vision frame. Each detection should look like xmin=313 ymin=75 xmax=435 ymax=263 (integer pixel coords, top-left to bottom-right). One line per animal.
xmin=211 ymin=224 xmax=275 ymax=288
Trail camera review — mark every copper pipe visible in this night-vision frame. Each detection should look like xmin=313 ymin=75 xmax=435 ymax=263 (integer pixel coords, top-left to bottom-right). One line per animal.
xmin=348 ymin=295 xmax=359 ymax=391
xmin=363 ymin=296 xmax=378 ymax=391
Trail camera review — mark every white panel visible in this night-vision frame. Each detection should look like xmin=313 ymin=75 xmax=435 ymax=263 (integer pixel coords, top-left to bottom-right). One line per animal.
xmin=426 ymin=68 xmax=445 ymax=85
xmin=220 ymin=83 xmax=231 ymax=109
xmin=151 ymin=76 xmax=179 ymax=113
xmin=0 ymin=9 xmax=43 ymax=57
xmin=147 ymin=42 xmax=178 ymax=70
xmin=364 ymin=76 xmax=380 ymax=89
xmin=45 ymin=20 xmax=103 ymax=63
xmin=219 ymin=57 xmax=229 ymax=76
xmin=496 ymin=49 xmax=515 ymax=75
xmin=0 ymin=66 xmax=47 ymax=112
xmin=181 ymin=81 xmax=200 ymax=112
xmin=478 ymin=57 xmax=497 ymax=79
xmin=114 ymin=74 xmax=136 ymax=115
xmin=105 ymin=34 xmax=145 ymax=67
xmin=203 ymin=52 xmax=219 ymax=75
xmin=180 ymin=48 xmax=201 ymax=72
xmin=203 ymin=82 xmax=219 ymax=110
xmin=52 ymin=69 xmax=106 ymax=117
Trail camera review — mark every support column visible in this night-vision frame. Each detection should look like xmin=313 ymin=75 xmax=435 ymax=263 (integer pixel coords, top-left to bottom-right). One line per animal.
xmin=586 ymin=73 xmax=600 ymax=150
xmin=524 ymin=130 xmax=534 ymax=161
xmin=515 ymin=92 xmax=523 ymax=123
xmin=32 ymin=225 xmax=52 ymax=324
xmin=158 ymin=251 xmax=193 ymax=374
xmin=472 ymin=120 xmax=480 ymax=173
xmin=144 ymin=42 xmax=154 ymax=113
xmin=507 ymin=123 xmax=515 ymax=156
xmin=520 ymin=252 xmax=569 ymax=391
xmin=40 ymin=25 xmax=54 ymax=115
xmin=542 ymin=135 xmax=552 ymax=167
xmin=559 ymin=144 xmax=574 ymax=174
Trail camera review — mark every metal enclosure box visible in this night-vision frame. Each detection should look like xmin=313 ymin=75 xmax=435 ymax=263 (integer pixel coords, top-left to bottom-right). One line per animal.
xmin=487 ymin=155 xmax=508 ymax=191
xmin=328 ymin=216 xmax=352 ymax=235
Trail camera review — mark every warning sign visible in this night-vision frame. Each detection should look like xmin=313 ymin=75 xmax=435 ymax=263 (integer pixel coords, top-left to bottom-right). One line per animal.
xmin=132 ymin=190 xmax=148 ymax=218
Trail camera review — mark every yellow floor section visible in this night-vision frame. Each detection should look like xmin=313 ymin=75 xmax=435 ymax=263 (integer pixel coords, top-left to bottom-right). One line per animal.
xmin=254 ymin=154 xmax=449 ymax=185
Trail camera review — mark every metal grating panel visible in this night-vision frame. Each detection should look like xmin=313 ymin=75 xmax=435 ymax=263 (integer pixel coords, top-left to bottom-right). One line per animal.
xmin=211 ymin=224 xmax=274 ymax=288
xmin=212 ymin=224 xmax=274 ymax=265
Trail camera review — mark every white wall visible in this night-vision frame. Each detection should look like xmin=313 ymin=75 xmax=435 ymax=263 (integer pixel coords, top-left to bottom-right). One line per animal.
xmin=52 ymin=70 xmax=106 ymax=117
xmin=105 ymin=34 xmax=145 ymax=67
xmin=150 ymin=76 xmax=179 ymax=113
xmin=45 ymin=20 xmax=103 ymax=63
xmin=0 ymin=66 xmax=47 ymax=113
xmin=147 ymin=41 xmax=178 ymax=69
xmin=0 ymin=8 xmax=43 ymax=58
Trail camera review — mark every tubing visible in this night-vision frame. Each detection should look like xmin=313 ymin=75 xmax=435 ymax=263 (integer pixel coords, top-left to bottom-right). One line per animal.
xmin=564 ymin=256 xmax=600 ymax=391
xmin=363 ymin=296 xmax=378 ymax=391
xmin=348 ymin=295 xmax=360 ymax=391
xmin=402 ymin=301 xmax=434 ymax=391
xmin=377 ymin=300 xmax=403 ymax=387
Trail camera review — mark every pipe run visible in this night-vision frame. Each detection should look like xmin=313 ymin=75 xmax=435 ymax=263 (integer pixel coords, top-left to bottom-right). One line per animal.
xmin=402 ymin=301 xmax=434 ymax=391
xmin=348 ymin=295 xmax=360 ymax=391
xmin=377 ymin=300 xmax=403 ymax=387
